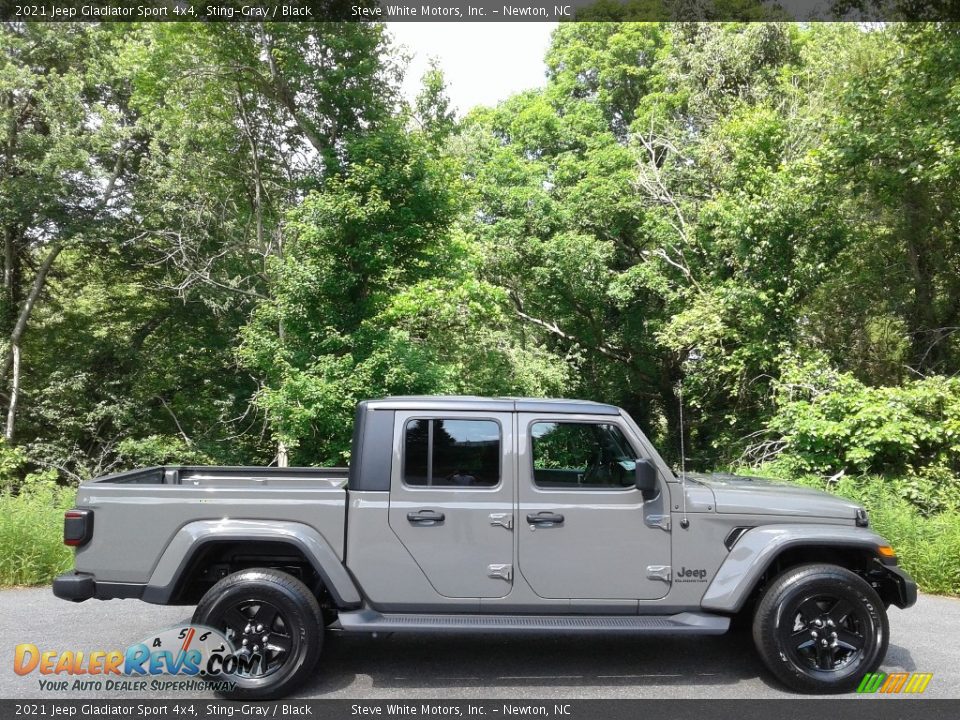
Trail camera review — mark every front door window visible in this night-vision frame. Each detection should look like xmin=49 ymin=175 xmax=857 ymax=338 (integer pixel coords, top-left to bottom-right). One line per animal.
xmin=531 ymin=422 xmax=637 ymax=489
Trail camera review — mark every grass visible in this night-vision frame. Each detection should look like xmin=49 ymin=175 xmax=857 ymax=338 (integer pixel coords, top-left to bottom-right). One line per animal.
xmin=0 ymin=485 xmax=73 ymax=586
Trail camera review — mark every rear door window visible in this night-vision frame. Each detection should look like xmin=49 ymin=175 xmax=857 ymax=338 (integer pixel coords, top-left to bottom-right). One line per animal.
xmin=403 ymin=418 xmax=501 ymax=488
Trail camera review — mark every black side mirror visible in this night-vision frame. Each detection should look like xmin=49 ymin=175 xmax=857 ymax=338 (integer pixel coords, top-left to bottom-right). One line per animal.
xmin=635 ymin=458 xmax=657 ymax=495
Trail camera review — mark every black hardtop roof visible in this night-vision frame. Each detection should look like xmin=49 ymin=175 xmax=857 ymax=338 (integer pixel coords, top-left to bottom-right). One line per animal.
xmin=360 ymin=396 xmax=622 ymax=416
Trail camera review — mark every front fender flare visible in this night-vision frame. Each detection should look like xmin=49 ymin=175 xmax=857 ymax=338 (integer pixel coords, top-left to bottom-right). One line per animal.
xmin=142 ymin=519 xmax=362 ymax=608
xmin=700 ymin=524 xmax=889 ymax=613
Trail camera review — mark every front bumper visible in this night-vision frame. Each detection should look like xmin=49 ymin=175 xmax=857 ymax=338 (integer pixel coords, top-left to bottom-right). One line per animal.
xmin=878 ymin=563 xmax=918 ymax=609
xmin=53 ymin=571 xmax=144 ymax=603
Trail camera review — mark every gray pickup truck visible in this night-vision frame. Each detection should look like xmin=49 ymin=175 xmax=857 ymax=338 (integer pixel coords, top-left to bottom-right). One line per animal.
xmin=53 ymin=396 xmax=916 ymax=698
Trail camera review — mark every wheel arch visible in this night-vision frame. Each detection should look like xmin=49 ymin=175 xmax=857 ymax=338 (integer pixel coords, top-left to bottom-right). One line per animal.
xmin=701 ymin=524 xmax=901 ymax=614
xmin=142 ymin=519 xmax=362 ymax=609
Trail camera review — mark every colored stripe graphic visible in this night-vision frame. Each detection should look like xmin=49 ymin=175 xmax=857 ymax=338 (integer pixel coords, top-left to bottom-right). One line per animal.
xmin=857 ymin=672 xmax=932 ymax=694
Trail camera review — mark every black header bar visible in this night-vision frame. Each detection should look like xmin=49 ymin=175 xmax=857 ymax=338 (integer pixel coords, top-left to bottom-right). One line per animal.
xmin=2 ymin=0 xmax=960 ymax=22
xmin=0 ymin=700 xmax=957 ymax=720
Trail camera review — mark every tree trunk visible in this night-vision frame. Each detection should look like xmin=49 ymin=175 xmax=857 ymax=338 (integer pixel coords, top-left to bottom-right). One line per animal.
xmin=2 ymin=225 xmax=22 ymax=333
xmin=0 ymin=240 xmax=64 ymax=385
xmin=3 ymin=226 xmax=13 ymax=298
xmin=903 ymin=191 xmax=941 ymax=371
xmin=4 ymin=343 xmax=19 ymax=442
xmin=0 ymin=146 xmax=126 ymax=439
xmin=0 ymin=241 xmax=62 ymax=440
xmin=256 ymin=26 xmax=329 ymax=160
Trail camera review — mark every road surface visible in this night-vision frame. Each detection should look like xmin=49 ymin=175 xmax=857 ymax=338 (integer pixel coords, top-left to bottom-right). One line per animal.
xmin=1 ymin=587 xmax=955 ymax=699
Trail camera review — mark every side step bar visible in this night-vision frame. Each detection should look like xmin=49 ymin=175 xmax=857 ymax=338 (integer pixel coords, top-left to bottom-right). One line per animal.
xmin=335 ymin=610 xmax=729 ymax=635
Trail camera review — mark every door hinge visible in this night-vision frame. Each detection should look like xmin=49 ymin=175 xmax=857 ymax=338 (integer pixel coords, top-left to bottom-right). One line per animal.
xmin=487 ymin=563 xmax=513 ymax=581
xmin=646 ymin=565 xmax=671 ymax=582
xmin=489 ymin=512 xmax=513 ymax=530
xmin=645 ymin=514 xmax=671 ymax=531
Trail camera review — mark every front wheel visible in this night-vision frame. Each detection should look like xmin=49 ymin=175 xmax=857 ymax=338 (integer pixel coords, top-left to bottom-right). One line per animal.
xmin=192 ymin=569 xmax=323 ymax=700
xmin=752 ymin=563 xmax=888 ymax=693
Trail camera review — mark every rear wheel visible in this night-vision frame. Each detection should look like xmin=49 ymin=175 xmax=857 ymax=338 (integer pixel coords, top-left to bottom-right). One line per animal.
xmin=192 ymin=568 xmax=323 ymax=700
xmin=752 ymin=563 xmax=888 ymax=693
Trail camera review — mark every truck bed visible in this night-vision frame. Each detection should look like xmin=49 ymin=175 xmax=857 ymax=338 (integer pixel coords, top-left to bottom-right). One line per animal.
xmin=73 ymin=465 xmax=350 ymax=585
xmin=87 ymin=465 xmax=349 ymax=487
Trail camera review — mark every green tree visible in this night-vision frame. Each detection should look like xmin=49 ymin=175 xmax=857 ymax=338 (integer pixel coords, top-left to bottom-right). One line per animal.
xmin=809 ymin=24 xmax=960 ymax=375
xmin=0 ymin=23 xmax=137 ymax=446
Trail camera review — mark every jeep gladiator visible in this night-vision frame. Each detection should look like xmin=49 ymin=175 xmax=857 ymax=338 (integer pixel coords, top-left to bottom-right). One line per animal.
xmin=53 ymin=396 xmax=917 ymax=698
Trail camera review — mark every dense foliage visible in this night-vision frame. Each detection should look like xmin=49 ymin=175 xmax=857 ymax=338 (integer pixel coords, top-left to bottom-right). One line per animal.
xmin=1 ymin=21 xmax=959 ymax=500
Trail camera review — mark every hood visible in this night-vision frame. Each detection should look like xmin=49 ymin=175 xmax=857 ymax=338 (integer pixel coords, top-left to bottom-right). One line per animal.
xmin=685 ymin=472 xmax=862 ymax=521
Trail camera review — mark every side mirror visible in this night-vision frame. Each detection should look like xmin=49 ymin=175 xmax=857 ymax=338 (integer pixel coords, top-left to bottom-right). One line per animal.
xmin=635 ymin=458 xmax=657 ymax=495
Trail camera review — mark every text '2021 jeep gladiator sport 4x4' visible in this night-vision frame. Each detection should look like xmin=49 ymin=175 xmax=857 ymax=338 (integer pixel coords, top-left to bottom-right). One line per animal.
xmin=54 ymin=396 xmax=916 ymax=698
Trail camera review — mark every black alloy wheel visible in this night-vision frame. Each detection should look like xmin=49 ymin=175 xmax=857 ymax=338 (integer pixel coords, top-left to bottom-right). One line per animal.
xmin=752 ymin=563 xmax=889 ymax=693
xmin=193 ymin=569 xmax=324 ymax=699
xmin=783 ymin=593 xmax=868 ymax=673
xmin=219 ymin=597 xmax=295 ymax=679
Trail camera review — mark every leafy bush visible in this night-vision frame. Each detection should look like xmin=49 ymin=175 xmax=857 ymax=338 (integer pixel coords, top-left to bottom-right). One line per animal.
xmin=741 ymin=361 xmax=960 ymax=596
xmin=0 ymin=442 xmax=29 ymax=494
xmin=0 ymin=475 xmax=73 ymax=586
xmin=115 ymin=435 xmax=213 ymax=467
xmin=756 ymin=360 xmax=960 ymax=478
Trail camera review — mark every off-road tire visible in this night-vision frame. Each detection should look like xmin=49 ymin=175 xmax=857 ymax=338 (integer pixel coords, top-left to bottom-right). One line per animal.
xmin=752 ymin=563 xmax=888 ymax=693
xmin=192 ymin=568 xmax=323 ymax=700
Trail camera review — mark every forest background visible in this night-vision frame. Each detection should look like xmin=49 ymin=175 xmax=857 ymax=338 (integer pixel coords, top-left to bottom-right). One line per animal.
xmin=1 ymin=20 xmax=959 ymax=592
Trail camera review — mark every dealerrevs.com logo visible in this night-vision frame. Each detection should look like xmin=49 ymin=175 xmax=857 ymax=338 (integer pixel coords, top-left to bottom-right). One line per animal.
xmin=857 ymin=672 xmax=933 ymax=694
xmin=13 ymin=625 xmax=259 ymax=693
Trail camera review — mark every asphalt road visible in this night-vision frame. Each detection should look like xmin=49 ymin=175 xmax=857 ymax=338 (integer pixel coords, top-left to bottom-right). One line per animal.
xmin=1 ymin=587 xmax=956 ymax=700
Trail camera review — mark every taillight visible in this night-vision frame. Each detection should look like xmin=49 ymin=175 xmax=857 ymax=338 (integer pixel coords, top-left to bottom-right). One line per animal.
xmin=63 ymin=508 xmax=93 ymax=547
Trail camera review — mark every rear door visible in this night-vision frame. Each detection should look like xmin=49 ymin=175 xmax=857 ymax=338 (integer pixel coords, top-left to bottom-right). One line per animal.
xmin=516 ymin=413 xmax=672 ymax=601
xmin=388 ymin=410 xmax=515 ymax=598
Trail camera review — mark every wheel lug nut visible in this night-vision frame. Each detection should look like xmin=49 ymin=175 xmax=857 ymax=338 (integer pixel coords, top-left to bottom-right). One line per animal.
xmin=241 ymin=639 xmax=248 ymax=646
xmin=811 ymin=631 xmax=818 ymax=638
xmin=256 ymin=624 xmax=263 ymax=632
xmin=262 ymin=635 xmax=269 ymax=643
xmin=253 ymin=645 xmax=259 ymax=652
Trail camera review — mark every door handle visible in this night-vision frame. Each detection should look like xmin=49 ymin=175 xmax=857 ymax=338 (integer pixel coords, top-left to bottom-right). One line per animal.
xmin=407 ymin=510 xmax=445 ymax=525
xmin=527 ymin=512 xmax=564 ymax=526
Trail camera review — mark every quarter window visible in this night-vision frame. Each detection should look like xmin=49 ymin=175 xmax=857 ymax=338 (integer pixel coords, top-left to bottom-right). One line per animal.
xmin=531 ymin=422 xmax=637 ymax=489
xmin=403 ymin=419 xmax=501 ymax=487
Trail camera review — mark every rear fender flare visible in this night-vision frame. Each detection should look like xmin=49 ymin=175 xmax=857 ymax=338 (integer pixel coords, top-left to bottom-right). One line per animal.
xmin=142 ymin=519 xmax=362 ymax=608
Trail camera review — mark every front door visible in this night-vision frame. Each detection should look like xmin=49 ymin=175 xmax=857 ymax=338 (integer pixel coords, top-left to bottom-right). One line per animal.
xmin=388 ymin=411 xmax=514 ymax=598
xmin=516 ymin=413 xmax=672 ymax=600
